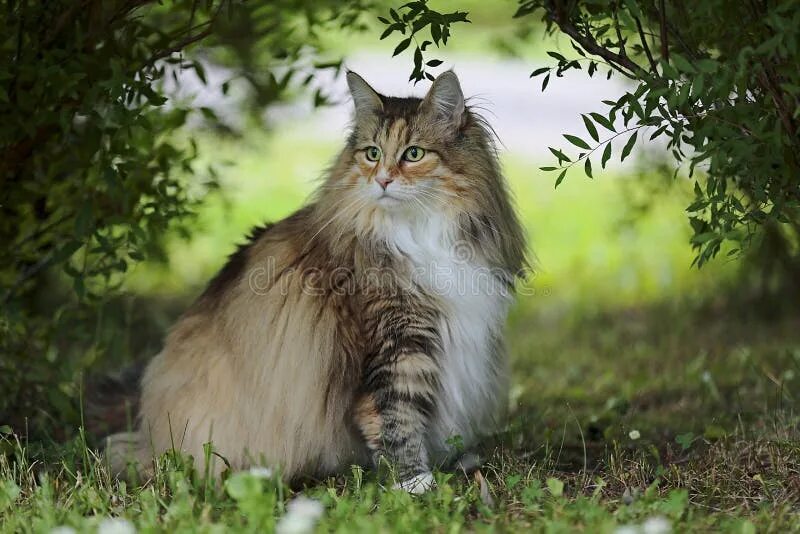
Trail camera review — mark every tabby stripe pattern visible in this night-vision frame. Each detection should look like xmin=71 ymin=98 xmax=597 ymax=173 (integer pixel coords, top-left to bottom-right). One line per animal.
xmin=356 ymin=290 xmax=442 ymax=479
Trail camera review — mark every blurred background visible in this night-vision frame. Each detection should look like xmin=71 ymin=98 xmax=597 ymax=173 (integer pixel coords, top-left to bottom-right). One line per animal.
xmin=1 ymin=0 xmax=797 ymax=460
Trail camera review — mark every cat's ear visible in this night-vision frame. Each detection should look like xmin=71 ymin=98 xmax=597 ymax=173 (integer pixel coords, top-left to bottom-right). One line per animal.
xmin=421 ymin=70 xmax=465 ymax=128
xmin=346 ymin=71 xmax=383 ymax=117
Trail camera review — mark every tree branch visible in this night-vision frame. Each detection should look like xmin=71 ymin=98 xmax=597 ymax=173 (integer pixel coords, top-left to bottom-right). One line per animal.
xmin=634 ymin=16 xmax=657 ymax=73
xmin=148 ymin=23 xmax=215 ymax=64
xmin=544 ymin=1 xmax=648 ymax=80
xmin=658 ymin=0 xmax=669 ymax=62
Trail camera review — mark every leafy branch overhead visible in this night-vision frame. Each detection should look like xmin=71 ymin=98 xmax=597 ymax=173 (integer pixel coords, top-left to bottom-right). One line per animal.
xmin=391 ymin=0 xmax=800 ymax=267
xmin=378 ymin=1 xmax=470 ymax=83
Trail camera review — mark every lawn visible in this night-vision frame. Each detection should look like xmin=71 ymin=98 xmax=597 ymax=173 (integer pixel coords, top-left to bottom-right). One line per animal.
xmin=1 ymin=123 xmax=798 ymax=532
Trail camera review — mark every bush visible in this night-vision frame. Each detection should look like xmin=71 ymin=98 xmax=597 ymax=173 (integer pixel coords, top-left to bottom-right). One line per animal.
xmin=0 ymin=0 xmax=368 ymax=436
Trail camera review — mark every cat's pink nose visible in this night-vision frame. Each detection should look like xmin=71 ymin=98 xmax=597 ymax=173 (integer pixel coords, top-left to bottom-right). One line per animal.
xmin=376 ymin=176 xmax=394 ymax=190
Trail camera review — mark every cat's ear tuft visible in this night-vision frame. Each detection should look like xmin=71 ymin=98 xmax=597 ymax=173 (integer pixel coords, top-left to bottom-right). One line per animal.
xmin=346 ymin=71 xmax=383 ymax=117
xmin=421 ymin=70 xmax=465 ymax=128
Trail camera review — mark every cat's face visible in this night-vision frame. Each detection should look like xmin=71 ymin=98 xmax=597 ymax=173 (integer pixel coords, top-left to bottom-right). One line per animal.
xmin=332 ymin=71 xmax=492 ymax=218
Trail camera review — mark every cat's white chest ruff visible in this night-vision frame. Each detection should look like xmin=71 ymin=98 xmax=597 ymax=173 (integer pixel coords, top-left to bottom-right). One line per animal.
xmin=387 ymin=218 xmax=511 ymax=449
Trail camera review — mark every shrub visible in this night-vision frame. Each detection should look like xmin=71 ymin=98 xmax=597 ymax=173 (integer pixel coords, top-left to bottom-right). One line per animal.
xmin=0 ymin=0 xmax=367 ymax=436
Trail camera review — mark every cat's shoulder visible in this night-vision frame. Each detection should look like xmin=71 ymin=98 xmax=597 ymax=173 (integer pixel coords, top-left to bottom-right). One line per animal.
xmin=197 ymin=205 xmax=315 ymax=306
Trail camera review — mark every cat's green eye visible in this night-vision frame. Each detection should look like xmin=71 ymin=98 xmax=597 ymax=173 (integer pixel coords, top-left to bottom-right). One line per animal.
xmin=365 ymin=146 xmax=382 ymax=162
xmin=403 ymin=146 xmax=425 ymax=162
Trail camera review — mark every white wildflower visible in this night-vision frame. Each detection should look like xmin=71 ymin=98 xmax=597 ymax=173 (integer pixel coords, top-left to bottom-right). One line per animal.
xmin=247 ymin=466 xmax=274 ymax=479
xmin=628 ymin=430 xmax=641 ymax=440
xmin=97 ymin=517 xmax=136 ymax=534
xmin=276 ymin=496 xmax=325 ymax=534
xmin=50 ymin=527 xmax=77 ymax=534
xmin=614 ymin=526 xmax=639 ymax=534
xmin=642 ymin=516 xmax=671 ymax=534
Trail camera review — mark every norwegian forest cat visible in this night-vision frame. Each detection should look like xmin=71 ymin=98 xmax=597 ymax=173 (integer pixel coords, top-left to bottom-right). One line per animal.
xmin=105 ymin=70 xmax=527 ymax=493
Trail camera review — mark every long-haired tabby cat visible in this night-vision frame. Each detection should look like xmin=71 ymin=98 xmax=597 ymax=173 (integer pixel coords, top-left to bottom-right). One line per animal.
xmin=105 ymin=70 xmax=527 ymax=493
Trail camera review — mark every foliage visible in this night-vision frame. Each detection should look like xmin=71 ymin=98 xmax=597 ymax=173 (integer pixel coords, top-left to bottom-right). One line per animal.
xmin=0 ymin=0 xmax=369 ymax=435
xmin=390 ymin=0 xmax=800 ymax=267
xmin=376 ymin=1 xmax=470 ymax=83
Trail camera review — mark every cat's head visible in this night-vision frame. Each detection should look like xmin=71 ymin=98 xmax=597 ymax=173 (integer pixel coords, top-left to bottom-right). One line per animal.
xmin=329 ymin=70 xmax=499 ymax=219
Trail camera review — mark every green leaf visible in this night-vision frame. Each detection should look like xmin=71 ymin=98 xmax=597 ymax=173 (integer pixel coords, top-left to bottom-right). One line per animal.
xmin=530 ymin=67 xmax=549 ymax=78
xmin=225 ymin=472 xmax=262 ymax=501
xmin=675 ymin=432 xmax=695 ymax=451
xmin=0 ymin=480 xmax=21 ymax=512
xmin=431 ymin=23 xmax=442 ymax=44
xmin=563 ymin=134 xmax=591 ymax=150
xmin=623 ymin=0 xmax=643 ymax=18
xmin=601 ymin=142 xmax=612 ymax=168
xmin=620 ymin=131 xmax=638 ymax=161
xmin=546 ymin=477 xmax=564 ymax=497
xmin=506 ymin=474 xmax=522 ymax=489
xmin=426 ymin=59 xmax=443 ymax=67
xmin=380 ymin=26 xmax=396 ymax=40
xmin=704 ymin=424 xmax=727 ymax=440
xmin=581 ymin=115 xmax=599 ymax=142
xmin=695 ymin=59 xmax=718 ymax=74
xmin=671 ymin=53 xmax=695 ymax=73
xmin=589 ymin=112 xmax=615 ymax=132
xmin=393 ymin=37 xmax=412 ymax=56
xmin=584 ymin=157 xmax=593 ymax=178
xmin=691 ymin=232 xmax=717 ymax=244
xmin=549 ymin=147 xmax=571 ymax=163
xmin=554 ymin=168 xmax=567 ymax=188
xmin=649 ymin=125 xmax=668 ymax=140
xmin=414 ymin=47 xmax=423 ymax=70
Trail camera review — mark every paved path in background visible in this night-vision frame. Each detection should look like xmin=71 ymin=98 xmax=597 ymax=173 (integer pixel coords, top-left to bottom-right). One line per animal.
xmin=178 ymin=52 xmax=635 ymax=160
xmin=272 ymin=53 xmax=633 ymax=159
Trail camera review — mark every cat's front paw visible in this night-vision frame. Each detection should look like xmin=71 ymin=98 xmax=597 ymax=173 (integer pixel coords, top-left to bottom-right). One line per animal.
xmin=392 ymin=471 xmax=435 ymax=494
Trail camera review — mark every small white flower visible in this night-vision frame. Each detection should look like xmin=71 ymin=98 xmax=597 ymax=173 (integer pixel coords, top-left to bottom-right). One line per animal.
xmin=629 ymin=430 xmax=641 ymax=440
xmin=50 ymin=527 xmax=78 ymax=534
xmin=276 ymin=496 xmax=324 ymax=534
xmin=614 ymin=526 xmax=639 ymax=534
xmin=248 ymin=466 xmax=274 ymax=479
xmin=97 ymin=517 xmax=136 ymax=534
xmin=642 ymin=516 xmax=671 ymax=534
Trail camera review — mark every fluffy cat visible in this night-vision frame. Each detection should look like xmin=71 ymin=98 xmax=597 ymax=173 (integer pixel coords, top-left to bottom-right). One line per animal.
xmin=105 ymin=70 xmax=527 ymax=493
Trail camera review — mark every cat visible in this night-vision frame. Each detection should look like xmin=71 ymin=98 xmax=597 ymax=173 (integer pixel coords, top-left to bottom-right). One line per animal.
xmin=105 ymin=70 xmax=528 ymax=493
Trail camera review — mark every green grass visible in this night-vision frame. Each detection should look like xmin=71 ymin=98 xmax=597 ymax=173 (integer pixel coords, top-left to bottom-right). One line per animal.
xmin=2 ymin=304 xmax=798 ymax=532
xmin=3 ymin=125 xmax=799 ymax=530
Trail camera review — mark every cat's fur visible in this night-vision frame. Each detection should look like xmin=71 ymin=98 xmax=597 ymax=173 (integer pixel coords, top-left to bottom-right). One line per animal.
xmin=105 ymin=71 xmax=527 ymax=489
